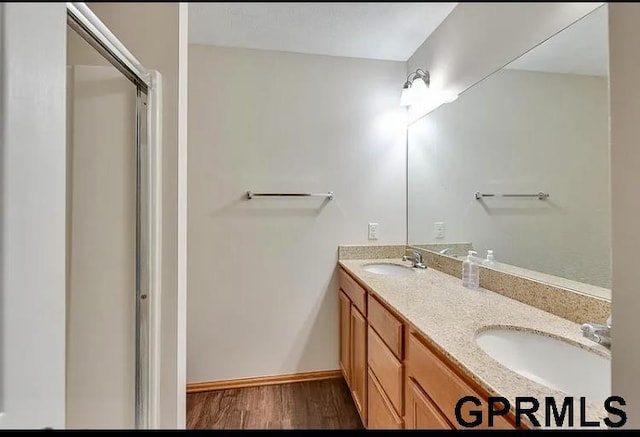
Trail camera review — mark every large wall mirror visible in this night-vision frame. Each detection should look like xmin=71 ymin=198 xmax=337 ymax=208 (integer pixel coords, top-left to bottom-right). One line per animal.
xmin=407 ymin=5 xmax=610 ymax=300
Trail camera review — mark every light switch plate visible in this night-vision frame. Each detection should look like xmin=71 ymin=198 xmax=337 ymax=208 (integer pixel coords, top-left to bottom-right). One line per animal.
xmin=368 ymin=223 xmax=379 ymax=240
xmin=434 ymin=222 xmax=445 ymax=239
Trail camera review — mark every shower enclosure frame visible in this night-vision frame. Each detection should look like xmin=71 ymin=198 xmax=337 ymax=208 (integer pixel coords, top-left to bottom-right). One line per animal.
xmin=66 ymin=3 xmax=162 ymax=429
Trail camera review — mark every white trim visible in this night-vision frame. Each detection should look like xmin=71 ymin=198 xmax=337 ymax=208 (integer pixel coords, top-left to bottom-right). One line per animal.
xmin=176 ymin=2 xmax=189 ymax=429
xmin=147 ymin=71 xmax=163 ymax=429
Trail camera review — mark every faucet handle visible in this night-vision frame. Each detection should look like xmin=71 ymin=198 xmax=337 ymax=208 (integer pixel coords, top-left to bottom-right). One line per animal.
xmin=412 ymin=250 xmax=427 ymax=269
xmin=581 ymin=321 xmax=611 ymax=348
xmin=581 ymin=323 xmax=610 ymax=339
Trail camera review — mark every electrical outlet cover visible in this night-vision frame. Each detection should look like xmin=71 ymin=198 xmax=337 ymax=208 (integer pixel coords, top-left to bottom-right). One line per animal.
xmin=368 ymin=223 xmax=379 ymax=240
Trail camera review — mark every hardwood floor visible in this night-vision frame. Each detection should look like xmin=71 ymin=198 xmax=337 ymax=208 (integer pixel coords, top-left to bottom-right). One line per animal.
xmin=186 ymin=377 xmax=364 ymax=429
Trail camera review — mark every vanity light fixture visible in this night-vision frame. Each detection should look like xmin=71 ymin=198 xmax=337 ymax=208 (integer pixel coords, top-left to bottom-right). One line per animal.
xmin=401 ymin=68 xmax=458 ymax=110
xmin=400 ymin=68 xmax=430 ymax=106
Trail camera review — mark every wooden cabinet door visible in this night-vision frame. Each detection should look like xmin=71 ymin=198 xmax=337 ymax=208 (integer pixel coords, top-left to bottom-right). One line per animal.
xmin=351 ymin=306 xmax=367 ymax=425
xmin=339 ymin=291 xmax=351 ymax=384
xmin=368 ymin=369 xmax=403 ymax=429
xmin=405 ymin=378 xmax=452 ymax=430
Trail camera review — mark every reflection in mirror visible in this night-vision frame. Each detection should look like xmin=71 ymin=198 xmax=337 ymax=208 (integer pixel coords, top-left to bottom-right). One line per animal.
xmin=407 ymin=5 xmax=611 ymax=300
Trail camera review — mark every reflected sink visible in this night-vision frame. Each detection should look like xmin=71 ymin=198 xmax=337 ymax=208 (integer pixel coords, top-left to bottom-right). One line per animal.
xmin=475 ymin=328 xmax=610 ymax=402
xmin=362 ymin=263 xmax=414 ymax=276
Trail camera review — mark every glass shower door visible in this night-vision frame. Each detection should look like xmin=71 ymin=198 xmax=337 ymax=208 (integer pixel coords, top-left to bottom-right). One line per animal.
xmin=66 ymin=18 xmax=154 ymax=429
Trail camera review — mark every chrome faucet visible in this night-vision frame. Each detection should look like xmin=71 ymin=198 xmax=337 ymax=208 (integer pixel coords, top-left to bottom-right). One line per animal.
xmin=439 ymin=248 xmax=451 ymax=255
xmin=581 ymin=314 xmax=611 ymax=348
xmin=402 ymin=249 xmax=427 ymax=269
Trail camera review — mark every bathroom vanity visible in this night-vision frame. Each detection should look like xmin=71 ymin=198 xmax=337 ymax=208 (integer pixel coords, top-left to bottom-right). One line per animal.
xmin=337 ymin=258 xmax=610 ymax=429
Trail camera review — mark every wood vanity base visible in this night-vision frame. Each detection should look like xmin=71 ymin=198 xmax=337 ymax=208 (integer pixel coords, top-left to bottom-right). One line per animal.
xmin=339 ymin=266 xmax=519 ymax=429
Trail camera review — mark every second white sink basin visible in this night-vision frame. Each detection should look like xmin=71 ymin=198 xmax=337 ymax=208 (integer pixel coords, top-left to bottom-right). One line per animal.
xmin=362 ymin=263 xmax=413 ymax=276
xmin=475 ymin=328 xmax=610 ymax=402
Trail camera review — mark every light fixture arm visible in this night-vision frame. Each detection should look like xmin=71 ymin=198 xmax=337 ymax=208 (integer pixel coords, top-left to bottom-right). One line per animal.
xmin=404 ymin=68 xmax=430 ymax=89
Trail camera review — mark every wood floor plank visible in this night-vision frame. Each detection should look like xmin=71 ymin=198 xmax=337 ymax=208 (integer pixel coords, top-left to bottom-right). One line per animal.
xmin=186 ymin=377 xmax=363 ymax=429
xmin=186 ymin=391 xmax=204 ymax=429
xmin=279 ymin=380 xmax=295 ymax=430
xmin=332 ymin=377 xmax=364 ymax=428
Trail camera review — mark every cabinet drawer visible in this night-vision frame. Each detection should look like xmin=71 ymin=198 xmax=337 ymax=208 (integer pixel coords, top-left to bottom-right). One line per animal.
xmin=367 ymin=369 xmax=403 ymax=429
xmin=367 ymin=326 xmax=403 ymax=415
xmin=339 ymin=268 xmax=366 ymax=314
xmin=406 ymin=377 xmax=452 ymax=429
xmin=407 ymin=333 xmax=512 ymax=429
xmin=368 ymin=294 xmax=403 ymax=359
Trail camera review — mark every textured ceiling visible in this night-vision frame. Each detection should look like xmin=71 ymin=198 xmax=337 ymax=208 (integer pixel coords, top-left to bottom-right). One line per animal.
xmin=189 ymin=3 xmax=457 ymax=61
xmin=507 ymin=5 xmax=608 ymax=76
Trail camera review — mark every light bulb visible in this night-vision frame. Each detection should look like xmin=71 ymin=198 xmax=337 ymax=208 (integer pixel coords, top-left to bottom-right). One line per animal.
xmin=400 ymin=86 xmax=414 ymax=107
xmin=410 ymin=77 xmax=428 ymax=97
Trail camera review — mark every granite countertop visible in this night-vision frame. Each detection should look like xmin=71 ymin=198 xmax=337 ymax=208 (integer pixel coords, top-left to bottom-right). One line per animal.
xmin=338 ymin=258 xmax=611 ymax=428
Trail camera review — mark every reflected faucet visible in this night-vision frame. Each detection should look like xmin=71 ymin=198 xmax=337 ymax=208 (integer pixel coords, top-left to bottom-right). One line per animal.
xmin=403 ymin=249 xmax=427 ymax=269
xmin=581 ymin=314 xmax=611 ymax=348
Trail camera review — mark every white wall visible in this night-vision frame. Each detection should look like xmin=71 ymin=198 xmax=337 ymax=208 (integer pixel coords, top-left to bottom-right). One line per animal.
xmin=609 ymin=3 xmax=640 ymax=428
xmin=0 ymin=3 xmax=67 ymax=428
xmin=408 ymin=3 xmax=602 ymax=97
xmin=187 ymin=45 xmax=406 ymax=383
xmin=408 ymin=69 xmax=610 ymax=288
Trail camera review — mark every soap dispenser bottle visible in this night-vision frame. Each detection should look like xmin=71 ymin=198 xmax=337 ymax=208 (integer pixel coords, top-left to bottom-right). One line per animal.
xmin=482 ymin=249 xmax=495 ymax=267
xmin=462 ymin=250 xmax=479 ymax=289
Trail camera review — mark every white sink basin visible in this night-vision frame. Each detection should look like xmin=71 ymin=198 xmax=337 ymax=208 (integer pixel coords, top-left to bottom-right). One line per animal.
xmin=362 ymin=263 xmax=413 ymax=276
xmin=475 ymin=328 xmax=610 ymax=402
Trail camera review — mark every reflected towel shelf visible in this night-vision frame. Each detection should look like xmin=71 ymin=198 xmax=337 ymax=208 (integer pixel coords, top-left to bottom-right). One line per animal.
xmin=246 ymin=191 xmax=334 ymax=200
xmin=475 ymin=192 xmax=549 ymax=200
